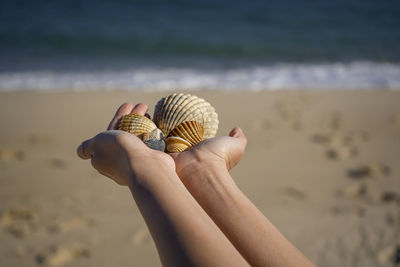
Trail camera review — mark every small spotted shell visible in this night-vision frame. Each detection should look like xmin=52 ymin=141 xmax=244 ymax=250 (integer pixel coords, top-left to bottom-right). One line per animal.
xmin=153 ymin=93 xmax=218 ymax=139
xmin=117 ymin=113 xmax=158 ymax=140
xmin=117 ymin=113 xmax=165 ymax=151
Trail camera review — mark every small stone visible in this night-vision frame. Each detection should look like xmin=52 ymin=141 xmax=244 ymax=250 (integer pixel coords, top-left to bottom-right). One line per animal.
xmin=377 ymin=244 xmax=400 ymax=265
xmin=35 ymin=244 xmax=90 ymax=266
xmin=311 ymin=133 xmax=331 ymax=144
xmin=48 ymin=158 xmax=67 ymax=169
xmin=29 ymin=134 xmax=52 ymax=144
xmin=381 ymin=192 xmax=399 ymax=203
xmin=282 ymin=187 xmax=306 ymax=200
xmin=329 ymin=206 xmax=365 ymax=216
xmin=326 ymin=146 xmax=357 ymax=160
xmin=0 ymin=208 xmax=38 ymax=226
xmin=251 ymin=119 xmax=271 ymax=131
xmin=6 ymin=222 xmax=32 ymax=238
xmin=347 ymin=163 xmax=391 ymax=180
xmin=368 ymin=163 xmax=391 ymax=177
xmin=131 ymin=228 xmax=151 ymax=245
xmin=329 ymin=134 xmax=347 ymax=147
xmin=47 ymin=218 xmax=93 ymax=233
xmin=347 ymin=166 xmax=370 ymax=179
xmin=144 ymin=139 xmax=165 ymax=152
xmin=395 ymin=246 xmax=400 ymax=264
xmin=0 ymin=149 xmax=24 ymax=162
xmin=328 ymin=115 xmax=342 ymax=130
xmin=289 ymin=120 xmax=302 ymax=130
xmin=342 ymin=183 xmax=367 ymax=199
xmin=393 ymin=114 xmax=400 ymax=127
xmin=385 ymin=213 xmax=395 ymax=226
xmin=15 ymin=245 xmax=27 ymax=256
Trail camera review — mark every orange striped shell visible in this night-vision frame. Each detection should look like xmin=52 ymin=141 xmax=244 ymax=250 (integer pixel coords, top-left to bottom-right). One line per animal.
xmin=165 ymin=121 xmax=204 ymax=152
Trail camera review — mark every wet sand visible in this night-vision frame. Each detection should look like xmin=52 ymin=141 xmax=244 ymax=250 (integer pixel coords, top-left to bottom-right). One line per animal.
xmin=0 ymin=90 xmax=399 ymax=266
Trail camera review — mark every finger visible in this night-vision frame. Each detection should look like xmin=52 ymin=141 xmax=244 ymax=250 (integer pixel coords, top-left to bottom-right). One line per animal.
xmin=97 ymin=169 xmax=115 ymax=180
xmin=77 ymin=138 xmax=95 ymax=159
xmin=229 ymin=127 xmax=246 ymax=142
xmin=229 ymin=126 xmax=247 ymax=150
xmin=96 ymin=169 xmax=126 ymax=186
xmin=107 ymin=103 xmax=134 ymax=130
xmin=130 ymin=103 xmax=148 ymax=116
xmin=144 ymin=112 xmax=151 ymax=119
xmin=227 ymin=127 xmax=247 ymax=169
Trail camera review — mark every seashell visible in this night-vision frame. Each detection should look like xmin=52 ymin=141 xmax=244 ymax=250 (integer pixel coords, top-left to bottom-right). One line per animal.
xmin=165 ymin=136 xmax=192 ymax=153
xmin=169 ymin=121 xmax=204 ymax=146
xmin=117 ymin=113 xmax=165 ymax=151
xmin=118 ymin=113 xmax=157 ymax=138
xmin=165 ymin=121 xmax=204 ymax=153
xmin=153 ymin=93 xmax=218 ymax=139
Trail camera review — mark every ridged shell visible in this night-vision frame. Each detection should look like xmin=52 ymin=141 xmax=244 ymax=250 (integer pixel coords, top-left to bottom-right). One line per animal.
xmin=168 ymin=121 xmax=204 ymax=146
xmin=165 ymin=136 xmax=192 ymax=153
xmin=153 ymin=93 xmax=218 ymax=139
xmin=117 ymin=113 xmax=158 ymax=140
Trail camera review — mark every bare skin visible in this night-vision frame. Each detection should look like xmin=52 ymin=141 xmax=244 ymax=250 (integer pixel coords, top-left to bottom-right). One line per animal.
xmin=77 ymin=103 xmax=249 ymax=267
xmin=170 ymin=132 xmax=316 ymax=267
xmin=77 ymin=102 xmax=316 ymax=267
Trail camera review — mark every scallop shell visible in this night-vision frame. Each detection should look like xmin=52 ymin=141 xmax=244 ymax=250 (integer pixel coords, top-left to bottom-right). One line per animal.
xmin=153 ymin=93 xmax=218 ymax=139
xmin=165 ymin=121 xmax=204 ymax=153
xmin=117 ymin=113 xmax=158 ymax=140
xmin=168 ymin=121 xmax=204 ymax=146
xmin=165 ymin=136 xmax=192 ymax=153
xmin=117 ymin=113 xmax=165 ymax=151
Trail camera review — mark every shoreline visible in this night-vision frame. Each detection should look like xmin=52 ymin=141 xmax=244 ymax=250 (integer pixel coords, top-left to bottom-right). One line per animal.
xmin=1 ymin=62 xmax=400 ymax=91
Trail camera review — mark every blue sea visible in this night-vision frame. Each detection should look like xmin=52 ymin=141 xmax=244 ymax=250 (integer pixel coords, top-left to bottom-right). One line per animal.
xmin=1 ymin=0 xmax=399 ymax=91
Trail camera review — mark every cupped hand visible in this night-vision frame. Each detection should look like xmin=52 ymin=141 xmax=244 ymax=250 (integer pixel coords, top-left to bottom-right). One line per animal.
xmin=77 ymin=103 xmax=175 ymax=186
xmin=169 ymin=127 xmax=247 ymax=179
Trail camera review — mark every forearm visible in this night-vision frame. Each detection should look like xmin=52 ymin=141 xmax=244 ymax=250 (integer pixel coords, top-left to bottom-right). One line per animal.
xmin=179 ymin=160 xmax=315 ymax=267
xmin=127 ymin=163 xmax=249 ymax=267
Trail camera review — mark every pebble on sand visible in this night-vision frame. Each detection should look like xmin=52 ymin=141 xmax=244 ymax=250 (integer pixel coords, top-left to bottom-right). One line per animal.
xmin=35 ymin=244 xmax=90 ymax=267
xmin=0 ymin=149 xmax=24 ymax=162
xmin=347 ymin=163 xmax=391 ymax=179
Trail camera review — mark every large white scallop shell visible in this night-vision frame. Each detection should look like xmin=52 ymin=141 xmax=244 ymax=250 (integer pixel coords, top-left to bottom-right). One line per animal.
xmin=153 ymin=93 xmax=218 ymax=138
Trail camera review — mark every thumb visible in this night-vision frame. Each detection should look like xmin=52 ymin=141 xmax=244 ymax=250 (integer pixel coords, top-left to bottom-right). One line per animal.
xmin=77 ymin=138 xmax=95 ymax=159
xmin=229 ymin=127 xmax=247 ymax=146
xmin=226 ymin=127 xmax=247 ymax=170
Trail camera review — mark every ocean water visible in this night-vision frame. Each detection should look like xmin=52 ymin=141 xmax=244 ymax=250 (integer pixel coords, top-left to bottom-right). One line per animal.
xmin=1 ymin=0 xmax=400 ymax=91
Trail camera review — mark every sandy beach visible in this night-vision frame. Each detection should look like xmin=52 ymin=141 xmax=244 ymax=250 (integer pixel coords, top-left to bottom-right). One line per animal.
xmin=1 ymin=90 xmax=399 ymax=267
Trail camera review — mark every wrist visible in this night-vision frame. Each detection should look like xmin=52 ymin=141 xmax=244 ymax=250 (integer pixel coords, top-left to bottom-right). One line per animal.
xmin=177 ymin=151 xmax=238 ymax=192
xmin=177 ymin=150 xmax=226 ymax=179
xmin=127 ymin=152 xmax=177 ymax=188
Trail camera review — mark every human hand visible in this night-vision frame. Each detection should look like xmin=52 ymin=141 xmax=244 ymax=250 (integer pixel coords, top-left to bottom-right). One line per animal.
xmin=169 ymin=127 xmax=247 ymax=180
xmin=77 ymin=103 xmax=175 ymax=186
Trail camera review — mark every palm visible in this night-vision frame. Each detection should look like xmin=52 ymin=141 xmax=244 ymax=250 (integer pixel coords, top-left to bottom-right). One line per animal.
xmin=120 ymin=131 xmax=176 ymax=171
xmin=102 ymin=103 xmax=177 ymax=184
xmin=170 ymin=132 xmax=246 ymax=174
xmin=107 ymin=102 xmax=246 ymax=178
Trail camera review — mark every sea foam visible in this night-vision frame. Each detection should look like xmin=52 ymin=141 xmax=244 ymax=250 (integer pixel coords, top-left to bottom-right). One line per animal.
xmin=0 ymin=62 xmax=399 ymax=92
